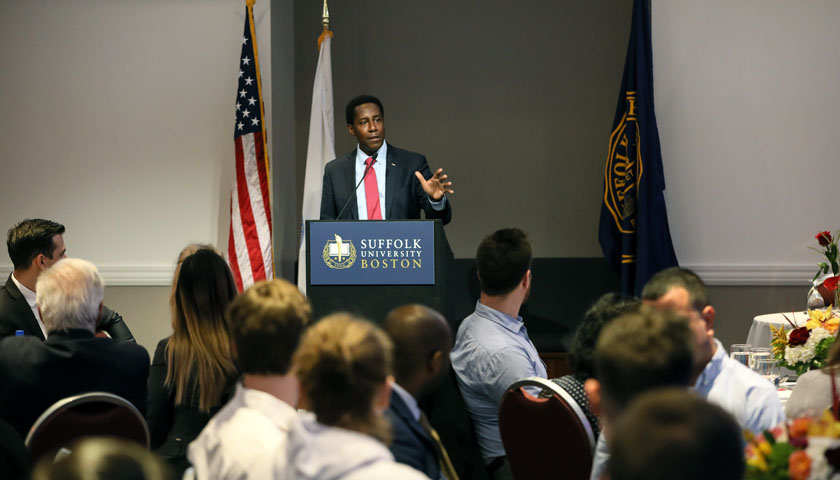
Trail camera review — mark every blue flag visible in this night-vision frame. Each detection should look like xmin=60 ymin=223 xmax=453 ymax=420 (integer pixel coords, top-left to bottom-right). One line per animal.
xmin=599 ymin=0 xmax=678 ymax=296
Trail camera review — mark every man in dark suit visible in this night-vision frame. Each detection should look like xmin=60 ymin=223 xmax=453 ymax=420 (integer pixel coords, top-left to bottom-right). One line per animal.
xmin=320 ymin=95 xmax=453 ymax=224
xmin=0 ymin=258 xmax=149 ymax=438
xmin=0 ymin=218 xmax=135 ymax=341
xmin=383 ymin=304 xmax=458 ymax=480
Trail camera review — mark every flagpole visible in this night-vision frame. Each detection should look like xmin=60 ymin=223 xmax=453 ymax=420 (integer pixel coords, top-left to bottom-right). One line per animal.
xmin=318 ymin=0 xmax=332 ymax=50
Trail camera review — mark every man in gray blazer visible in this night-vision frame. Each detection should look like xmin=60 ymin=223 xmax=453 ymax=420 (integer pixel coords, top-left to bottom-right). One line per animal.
xmin=320 ymin=95 xmax=453 ymax=224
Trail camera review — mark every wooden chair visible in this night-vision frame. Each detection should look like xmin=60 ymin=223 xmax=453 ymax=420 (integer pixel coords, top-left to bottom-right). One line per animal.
xmin=25 ymin=392 xmax=149 ymax=463
xmin=499 ymin=377 xmax=595 ymax=480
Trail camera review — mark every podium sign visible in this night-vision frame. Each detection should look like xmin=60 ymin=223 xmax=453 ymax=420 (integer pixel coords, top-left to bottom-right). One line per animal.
xmin=309 ymin=221 xmax=435 ymax=285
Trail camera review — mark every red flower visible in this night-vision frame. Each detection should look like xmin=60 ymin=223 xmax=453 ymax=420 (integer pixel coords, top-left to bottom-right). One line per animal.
xmin=789 ymin=450 xmax=811 ymax=480
xmin=817 ymin=231 xmax=833 ymax=247
xmin=825 ymin=276 xmax=840 ymax=292
xmin=789 ymin=327 xmax=811 ymax=346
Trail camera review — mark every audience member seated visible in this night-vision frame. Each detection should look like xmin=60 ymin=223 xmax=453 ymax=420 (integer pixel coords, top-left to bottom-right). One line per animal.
xmin=146 ymin=247 xmax=239 ymax=476
xmin=0 ymin=258 xmax=149 ymax=438
xmin=450 ymin=228 xmax=546 ymax=480
xmin=787 ymin=331 xmax=840 ymax=418
xmin=585 ymin=307 xmax=695 ymax=480
xmin=281 ymin=314 xmax=428 ymax=480
xmin=31 ymin=437 xmax=173 ymax=480
xmin=188 ymin=279 xmax=310 ymax=479
xmin=641 ymin=267 xmax=785 ymax=433
xmin=0 ymin=218 xmax=135 ymax=342
xmin=382 ymin=304 xmax=459 ymax=480
xmin=607 ymin=389 xmax=745 ymax=480
xmin=552 ymin=292 xmax=640 ymax=439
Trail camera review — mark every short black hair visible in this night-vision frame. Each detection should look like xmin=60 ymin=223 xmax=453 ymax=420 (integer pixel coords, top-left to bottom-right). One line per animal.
xmin=345 ymin=95 xmax=384 ymax=125
xmin=569 ymin=293 xmax=641 ymax=382
xmin=7 ymin=219 xmax=66 ymax=270
xmin=383 ymin=304 xmax=451 ymax=384
xmin=594 ymin=306 xmax=694 ymax=418
xmin=476 ymin=228 xmax=532 ymax=296
xmin=641 ymin=267 xmax=710 ymax=311
xmin=608 ymin=389 xmax=745 ymax=480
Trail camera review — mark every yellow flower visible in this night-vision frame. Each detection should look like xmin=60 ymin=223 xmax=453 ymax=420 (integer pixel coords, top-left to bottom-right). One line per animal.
xmin=825 ymin=318 xmax=840 ymax=334
xmin=747 ymin=454 xmax=768 ymax=472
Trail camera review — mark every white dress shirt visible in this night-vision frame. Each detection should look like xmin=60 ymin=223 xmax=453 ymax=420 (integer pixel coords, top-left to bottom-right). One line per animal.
xmin=11 ymin=273 xmax=47 ymax=338
xmin=188 ymin=382 xmax=297 ymax=480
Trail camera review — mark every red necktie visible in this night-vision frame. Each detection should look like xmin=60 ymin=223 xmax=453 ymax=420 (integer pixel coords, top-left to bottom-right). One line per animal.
xmin=364 ymin=157 xmax=382 ymax=220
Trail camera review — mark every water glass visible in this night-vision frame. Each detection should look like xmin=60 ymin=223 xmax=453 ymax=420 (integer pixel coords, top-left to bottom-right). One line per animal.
xmin=753 ymin=357 xmax=781 ymax=387
xmin=731 ymin=344 xmax=752 ymax=354
xmin=750 ymin=347 xmax=773 ymax=369
xmin=731 ymin=351 xmax=751 ymax=367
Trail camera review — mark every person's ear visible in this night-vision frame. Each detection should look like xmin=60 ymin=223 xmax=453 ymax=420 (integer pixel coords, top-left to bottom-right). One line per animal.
xmin=35 ymin=253 xmax=48 ymax=271
xmin=428 ymin=350 xmax=445 ymax=376
xmin=96 ymin=303 xmax=104 ymax=328
xmin=374 ymin=376 xmax=393 ymax=414
xmin=701 ymin=305 xmax=716 ymax=334
xmin=522 ymin=269 xmax=532 ymax=289
xmin=346 ymin=124 xmax=356 ymax=136
xmin=584 ymin=378 xmax=601 ymax=416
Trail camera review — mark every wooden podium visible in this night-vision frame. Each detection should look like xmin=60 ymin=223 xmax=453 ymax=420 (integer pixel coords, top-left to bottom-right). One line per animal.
xmin=306 ymin=219 xmax=454 ymax=323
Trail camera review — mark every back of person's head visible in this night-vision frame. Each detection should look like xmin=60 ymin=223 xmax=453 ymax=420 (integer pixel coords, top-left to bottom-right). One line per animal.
xmin=608 ymin=388 xmax=745 ymax=480
xmin=345 ymin=95 xmax=384 ymax=124
xmin=166 ymin=247 xmax=238 ymax=412
xmin=7 ymin=218 xmax=65 ymax=270
xmin=382 ymin=304 xmax=452 ymax=391
xmin=293 ymin=313 xmax=393 ymax=442
xmin=570 ymin=293 xmax=641 ymax=382
xmin=227 ymin=279 xmax=311 ymax=375
xmin=594 ymin=307 xmax=694 ymax=419
xmin=31 ymin=437 xmax=172 ymax=480
xmin=641 ymin=267 xmax=710 ymax=311
xmin=36 ymin=258 xmax=104 ymax=333
xmin=476 ymin=228 xmax=532 ymax=296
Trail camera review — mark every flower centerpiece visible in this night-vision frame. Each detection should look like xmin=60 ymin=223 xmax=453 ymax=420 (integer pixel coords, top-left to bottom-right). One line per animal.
xmin=813 ymin=230 xmax=840 ymax=307
xmin=770 ymin=308 xmax=838 ymax=375
xmin=745 ymin=411 xmax=840 ymax=480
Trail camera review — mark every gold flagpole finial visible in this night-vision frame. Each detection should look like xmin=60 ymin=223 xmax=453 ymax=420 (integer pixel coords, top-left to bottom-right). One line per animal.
xmin=318 ymin=0 xmax=333 ymax=50
xmin=246 ymin=0 xmax=255 ymax=8
xmin=322 ymin=0 xmax=330 ymax=30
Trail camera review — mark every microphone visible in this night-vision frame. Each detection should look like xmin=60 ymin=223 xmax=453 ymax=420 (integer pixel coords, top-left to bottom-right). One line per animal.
xmin=336 ymin=152 xmax=378 ymax=220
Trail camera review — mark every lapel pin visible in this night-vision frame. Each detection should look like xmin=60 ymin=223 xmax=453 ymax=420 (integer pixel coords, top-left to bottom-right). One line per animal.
xmin=391 ymin=163 xmax=396 ymax=166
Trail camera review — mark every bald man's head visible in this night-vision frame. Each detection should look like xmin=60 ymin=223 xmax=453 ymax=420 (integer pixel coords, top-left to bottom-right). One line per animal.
xmin=383 ymin=304 xmax=452 ymax=396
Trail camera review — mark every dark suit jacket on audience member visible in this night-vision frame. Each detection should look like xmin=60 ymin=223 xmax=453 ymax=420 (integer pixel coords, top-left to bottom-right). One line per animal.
xmin=0 ymin=274 xmax=136 ymax=342
xmin=147 ymin=337 xmax=235 ymax=477
xmin=319 ymin=145 xmax=452 ymax=224
xmin=385 ymin=390 xmax=441 ymax=479
xmin=0 ymin=329 xmax=150 ymax=438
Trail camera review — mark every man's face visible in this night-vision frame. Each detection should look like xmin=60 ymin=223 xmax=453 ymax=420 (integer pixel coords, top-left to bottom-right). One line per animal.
xmin=347 ymin=102 xmax=385 ymax=155
xmin=647 ymin=286 xmax=714 ymax=369
xmin=40 ymin=234 xmax=67 ymax=270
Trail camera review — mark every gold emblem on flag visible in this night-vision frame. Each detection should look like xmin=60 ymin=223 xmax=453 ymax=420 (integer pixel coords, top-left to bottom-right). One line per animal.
xmin=323 ymin=234 xmax=357 ymax=269
xmin=603 ymin=91 xmax=644 ymax=234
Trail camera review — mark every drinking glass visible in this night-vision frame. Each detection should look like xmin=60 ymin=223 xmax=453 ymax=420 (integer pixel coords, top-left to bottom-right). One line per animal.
xmin=750 ymin=347 xmax=773 ymax=369
xmin=753 ymin=357 xmax=781 ymax=387
xmin=731 ymin=351 xmax=751 ymax=367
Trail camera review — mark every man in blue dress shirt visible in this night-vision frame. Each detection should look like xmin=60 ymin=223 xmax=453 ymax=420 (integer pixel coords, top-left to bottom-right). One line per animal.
xmin=450 ymin=228 xmax=546 ymax=480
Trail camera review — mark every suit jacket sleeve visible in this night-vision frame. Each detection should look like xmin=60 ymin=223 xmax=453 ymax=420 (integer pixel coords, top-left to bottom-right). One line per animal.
xmin=413 ymin=156 xmax=452 ymax=225
xmin=99 ymin=306 xmax=136 ymax=343
xmin=146 ymin=338 xmax=174 ymax=449
xmin=320 ymin=164 xmax=338 ymax=220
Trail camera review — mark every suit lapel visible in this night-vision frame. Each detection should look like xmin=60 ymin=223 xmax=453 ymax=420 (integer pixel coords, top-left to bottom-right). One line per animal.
xmin=5 ymin=275 xmax=45 ymax=340
xmin=341 ymin=153 xmax=359 ymax=220
xmin=385 ymin=146 xmax=399 ymax=219
xmin=390 ymin=391 xmax=435 ymax=446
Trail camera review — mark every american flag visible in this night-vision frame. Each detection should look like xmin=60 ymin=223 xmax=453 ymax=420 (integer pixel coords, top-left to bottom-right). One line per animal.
xmin=228 ymin=3 xmax=273 ymax=291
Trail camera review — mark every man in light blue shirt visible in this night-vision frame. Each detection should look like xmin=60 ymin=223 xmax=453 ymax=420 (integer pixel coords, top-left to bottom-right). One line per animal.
xmin=450 ymin=228 xmax=546 ymax=480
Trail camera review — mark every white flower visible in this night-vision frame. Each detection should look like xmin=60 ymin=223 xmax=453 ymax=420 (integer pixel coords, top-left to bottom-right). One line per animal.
xmin=805 ymin=436 xmax=840 ymax=480
xmin=785 ymin=327 xmax=833 ymax=367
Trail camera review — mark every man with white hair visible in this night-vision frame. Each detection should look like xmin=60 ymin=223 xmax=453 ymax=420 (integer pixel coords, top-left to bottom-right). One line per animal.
xmin=0 ymin=258 xmax=149 ymax=438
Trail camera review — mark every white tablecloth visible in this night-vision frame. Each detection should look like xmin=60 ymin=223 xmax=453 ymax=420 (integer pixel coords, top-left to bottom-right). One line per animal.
xmin=746 ymin=311 xmax=810 ymax=350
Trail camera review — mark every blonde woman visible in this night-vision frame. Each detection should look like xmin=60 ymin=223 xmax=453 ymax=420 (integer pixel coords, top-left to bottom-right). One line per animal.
xmin=147 ymin=247 xmax=238 ymax=476
xmin=281 ymin=314 xmax=427 ymax=480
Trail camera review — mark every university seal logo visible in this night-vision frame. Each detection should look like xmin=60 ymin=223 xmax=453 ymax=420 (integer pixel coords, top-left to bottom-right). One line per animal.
xmin=603 ymin=90 xmax=643 ymax=236
xmin=322 ymin=234 xmax=357 ymax=269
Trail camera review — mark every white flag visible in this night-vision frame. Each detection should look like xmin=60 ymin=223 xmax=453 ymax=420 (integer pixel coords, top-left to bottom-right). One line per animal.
xmin=298 ymin=35 xmax=335 ymax=292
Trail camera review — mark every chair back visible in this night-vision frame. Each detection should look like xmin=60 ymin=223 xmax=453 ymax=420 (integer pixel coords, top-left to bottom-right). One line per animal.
xmin=25 ymin=392 xmax=149 ymax=462
xmin=499 ymin=377 xmax=595 ymax=479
